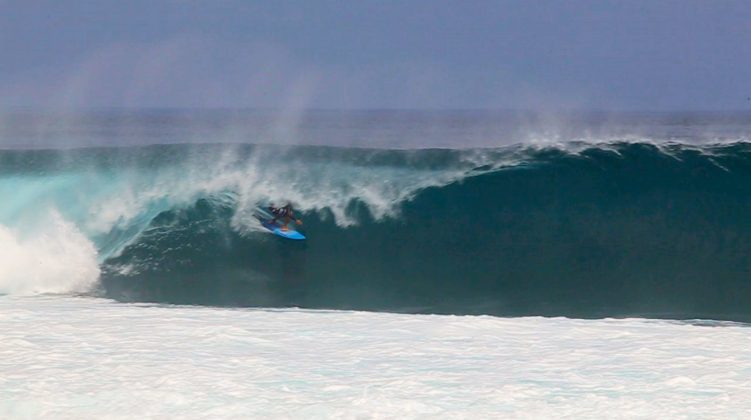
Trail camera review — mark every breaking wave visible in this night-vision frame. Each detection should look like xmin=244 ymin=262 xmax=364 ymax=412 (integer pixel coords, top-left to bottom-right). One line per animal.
xmin=2 ymin=141 xmax=751 ymax=321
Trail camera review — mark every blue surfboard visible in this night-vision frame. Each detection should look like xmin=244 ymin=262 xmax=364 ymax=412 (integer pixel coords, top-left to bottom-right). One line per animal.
xmin=255 ymin=208 xmax=306 ymax=240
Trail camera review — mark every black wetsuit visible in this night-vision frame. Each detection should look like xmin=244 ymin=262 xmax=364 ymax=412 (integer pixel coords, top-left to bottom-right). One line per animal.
xmin=269 ymin=206 xmax=293 ymax=224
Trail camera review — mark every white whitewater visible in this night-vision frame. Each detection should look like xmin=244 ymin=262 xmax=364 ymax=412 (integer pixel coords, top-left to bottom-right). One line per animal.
xmin=2 ymin=296 xmax=750 ymax=419
xmin=0 ymin=213 xmax=99 ymax=295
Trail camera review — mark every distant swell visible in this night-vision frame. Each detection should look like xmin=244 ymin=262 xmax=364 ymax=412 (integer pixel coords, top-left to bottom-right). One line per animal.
xmin=3 ymin=141 xmax=751 ymax=321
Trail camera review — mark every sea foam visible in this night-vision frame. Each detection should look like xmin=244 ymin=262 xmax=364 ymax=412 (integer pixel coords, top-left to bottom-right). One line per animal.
xmin=0 ymin=211 xmax=99 ymax=295
xmin=1 ymin=296 xmax=750 ymax=419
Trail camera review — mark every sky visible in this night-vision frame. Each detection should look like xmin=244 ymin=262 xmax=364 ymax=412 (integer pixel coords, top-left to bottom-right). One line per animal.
xmin=0 ymin=0 xmax=749 ymax=111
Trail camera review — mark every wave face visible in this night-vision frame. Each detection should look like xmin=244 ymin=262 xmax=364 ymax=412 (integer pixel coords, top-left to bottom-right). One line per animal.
xmin=3 ymin=141 xmax=751 ymax=321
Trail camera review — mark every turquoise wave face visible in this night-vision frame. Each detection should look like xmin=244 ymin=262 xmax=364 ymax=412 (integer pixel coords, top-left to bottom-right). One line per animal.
xmin=0 ymin=144 xmax=496 ymax=261
xmin=4 ymin=141 xmax=751 ymax=320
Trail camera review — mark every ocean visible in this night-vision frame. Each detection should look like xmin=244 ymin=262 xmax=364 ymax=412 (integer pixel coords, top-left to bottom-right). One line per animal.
xmin=2 ymin=110 xmax=751 ymax=418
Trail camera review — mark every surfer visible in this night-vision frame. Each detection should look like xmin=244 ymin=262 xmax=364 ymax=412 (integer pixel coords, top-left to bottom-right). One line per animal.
xmin=268 ymin=203 xmax=303 ymax=231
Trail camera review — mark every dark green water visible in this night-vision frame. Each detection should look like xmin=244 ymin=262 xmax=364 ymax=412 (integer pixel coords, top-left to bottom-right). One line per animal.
xmin=86 ymin=142 xmax=751 ymax=321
